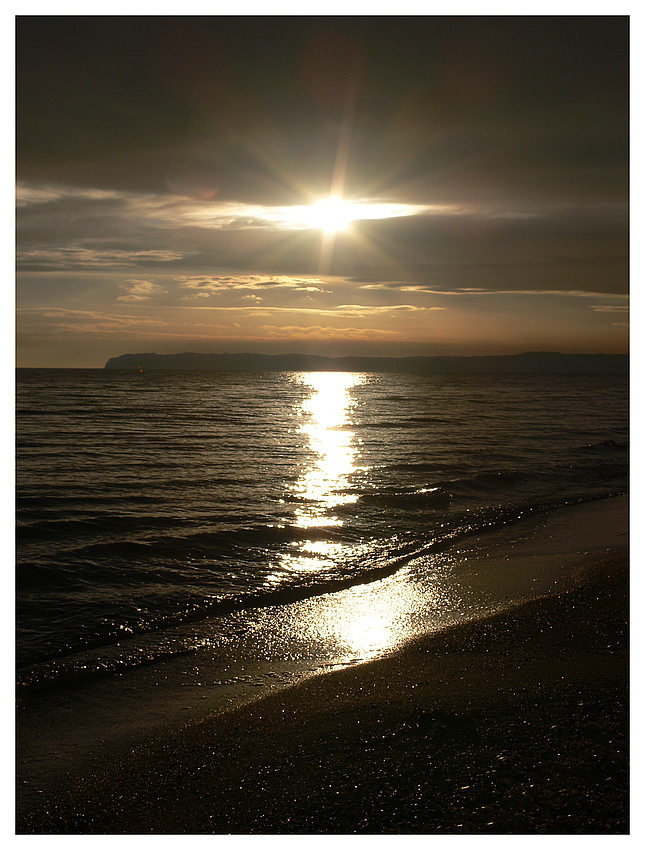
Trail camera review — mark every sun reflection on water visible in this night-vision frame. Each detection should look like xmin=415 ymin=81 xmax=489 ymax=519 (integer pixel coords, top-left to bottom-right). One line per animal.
xmin=279 ymin=540 xmax=346 ymax=573
xmin=266 ymin=372 xmax=363 ymax=585
xmin=292 ymin=372 xmax=363 ymax=528
xmin=260 ymin=373 xmax=459 ymax=663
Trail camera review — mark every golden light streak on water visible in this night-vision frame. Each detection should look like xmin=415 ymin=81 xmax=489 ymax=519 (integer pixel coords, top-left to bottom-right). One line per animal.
xmin=265 ymin=372 xmax=363 ymax=586
xmin=293 ymin=371 xmax=363 ymax=529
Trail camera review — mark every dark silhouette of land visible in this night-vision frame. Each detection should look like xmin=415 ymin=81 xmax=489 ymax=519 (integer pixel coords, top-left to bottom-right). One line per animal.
xmin=104 ymin=351 xmax=628 ymax=374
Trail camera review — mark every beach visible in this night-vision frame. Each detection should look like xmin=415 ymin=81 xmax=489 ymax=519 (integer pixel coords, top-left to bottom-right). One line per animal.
xmin=17 ymin=496 xmax=629 ymax=835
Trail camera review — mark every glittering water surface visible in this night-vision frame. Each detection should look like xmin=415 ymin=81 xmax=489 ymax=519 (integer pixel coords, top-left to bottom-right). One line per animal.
xmin=16 ymin=368 xmax=628 ymax=690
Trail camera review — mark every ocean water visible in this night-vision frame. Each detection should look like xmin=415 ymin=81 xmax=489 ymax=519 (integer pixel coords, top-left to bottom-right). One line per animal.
xmin=16 ymin=367 xmax=628 ymax=697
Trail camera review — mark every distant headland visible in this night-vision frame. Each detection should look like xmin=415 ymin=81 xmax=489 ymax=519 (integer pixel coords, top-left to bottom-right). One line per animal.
xmin=104 ymin=351 xmax=628 ymax=375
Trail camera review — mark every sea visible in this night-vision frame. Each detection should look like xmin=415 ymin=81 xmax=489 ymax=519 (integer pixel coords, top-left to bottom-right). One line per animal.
xmin=15 ymin=367 xmax=629 ymax=806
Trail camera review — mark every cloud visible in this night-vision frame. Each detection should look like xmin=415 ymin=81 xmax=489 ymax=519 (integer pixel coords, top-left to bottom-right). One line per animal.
xmin=590 ymin=305 xmax=629 ymax=313
xmin=173 ymin=303 xmax=434 ymax=319
xmin=117 ymin=279 xmax=168 ymax=302
xmin=257 ymin=324 xmax=405 ymax=341
xmin=17 ymin=246 xmax=185 ymax=270
xmin=176 ymin=274 xmax=328 ymax=294
xmin=15 ymin=17 xmax=628 ymax=365
xmin=362 ymin=285 xmax=630 ymax=301
xmin=15 ymin=173 xmax=627 ymax=295
xmin=16 ymin=184 xmax=123 ymax=207
xmin=16 ymin=307 xmax=167 ymax=335
xmin=17 ymin=18 xmax=628 ymax=199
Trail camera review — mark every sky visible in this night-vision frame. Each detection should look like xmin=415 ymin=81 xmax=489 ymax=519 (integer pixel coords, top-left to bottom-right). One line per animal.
xmin=15 ymin=12 xmax=629 ymax=367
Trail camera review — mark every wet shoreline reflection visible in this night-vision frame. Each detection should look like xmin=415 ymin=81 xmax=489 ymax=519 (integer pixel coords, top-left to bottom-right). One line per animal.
xmin=253 ymin=557 xmax=462 ymax=665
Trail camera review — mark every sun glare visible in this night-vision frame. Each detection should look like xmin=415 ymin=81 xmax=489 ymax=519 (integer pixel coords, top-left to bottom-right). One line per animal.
xmin=307 ymin=197 xmax=354 ymax=233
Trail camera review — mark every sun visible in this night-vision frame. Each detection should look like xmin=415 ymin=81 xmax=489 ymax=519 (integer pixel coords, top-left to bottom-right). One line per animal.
xmin=307 ymin=196 xmax=354 ymax=233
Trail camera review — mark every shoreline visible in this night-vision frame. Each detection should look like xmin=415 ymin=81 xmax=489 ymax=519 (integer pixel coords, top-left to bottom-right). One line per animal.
xmin=17 ymin=542 xmax=629 ymax=834
xmin=16 ymin=495 xmax=628 ymax=811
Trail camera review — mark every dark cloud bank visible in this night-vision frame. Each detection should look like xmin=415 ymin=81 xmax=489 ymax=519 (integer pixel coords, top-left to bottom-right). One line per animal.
xmin=16 ymin=16 xmax=629 ymax=365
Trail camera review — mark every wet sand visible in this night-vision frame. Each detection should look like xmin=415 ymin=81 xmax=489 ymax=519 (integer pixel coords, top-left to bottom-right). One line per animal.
xmin=17 ymin=545 xmax=628 ymax=834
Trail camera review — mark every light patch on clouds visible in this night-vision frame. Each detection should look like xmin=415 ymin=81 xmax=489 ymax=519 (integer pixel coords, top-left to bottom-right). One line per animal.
xmin=174 ymin=198 xmax=440 ymax=231
xmin=258 ymin=324 xmax=405 ymax=341
xmin=176 ymin=274 xmax=328 ymax=294
xmin=360 ymin=283 xmax=630 ymax=302
xmin=334 ymin=303 xmax=435 ymax=316
xmin=590 ymin=305 xmax=629 ymax=313
xmin=117 ymin=279 xmax=168 ymax=302
xmin=590 ymin=304 xmax=629 ymax=327
xmin=15 ymin=183 xmax=123 ymax=206
xmin=17 ymin=307 xmax=167 ymax=335
xmin=16 ymin=180 xmax=453 ymax=235
xmin=174 ymin=303 xmax=435 ymax=318
xmin=18 ymin=246 xmax=185 ymax=269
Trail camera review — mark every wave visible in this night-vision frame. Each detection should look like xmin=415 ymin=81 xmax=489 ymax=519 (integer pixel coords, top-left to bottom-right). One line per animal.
xmin=16 ymin=495 xmax=602 ymax=688
xmin=356 ymin=486 xmax=452 ymax=509
xmin=16 ymin=369 xmax=629 ymax=698
xmin=444 ymin=470 xmax=534 ymax=498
